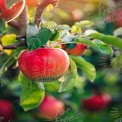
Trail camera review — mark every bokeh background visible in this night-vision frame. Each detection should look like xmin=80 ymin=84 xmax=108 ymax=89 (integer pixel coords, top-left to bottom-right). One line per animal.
xmin=0 ymin=0 xmax=122 ymax=122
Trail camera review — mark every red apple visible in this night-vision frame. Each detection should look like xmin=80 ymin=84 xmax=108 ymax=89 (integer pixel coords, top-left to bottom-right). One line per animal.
xmin=62 ymin=43 xmax=87 ymax=56
xmin=38 ymin=95 xmax=64 ymax=120
xmin=81 ymin=93 xmax=111 ymax=112
xmin=18 ymin=48 xmax=70 ymax=81
xmin=0 ymin=0 xmax=25 ymax=22
xmin=0 ymin=100 xmax=15 ymax=122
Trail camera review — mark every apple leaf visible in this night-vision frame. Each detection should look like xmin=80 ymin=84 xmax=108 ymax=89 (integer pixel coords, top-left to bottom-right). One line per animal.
xmin=50 ymin=30 xmax=60 ymax=41
xmin=93 ymin=40 xmax=113 ymax=56
xmin=0 ymin=19 xmax=6 ymax=34
xmin=70 ymin=56 xmax=96 ymax=82
xmin=18 ymin=72 xmax=45 ymax=111
xmin=37 ymin=28 xmax=52 ymax=46
xmin=58 ymin=58 xmax=78 ymax=92
xmin=27 ymin=24 xmax=39 ymax=39
xmin=27 ymin=37 xmax=41 ymax=50
xmin=6 ymin=0 xmax=21 ymax=8
xmin=89 ymin=32 xmax=122 ymax=49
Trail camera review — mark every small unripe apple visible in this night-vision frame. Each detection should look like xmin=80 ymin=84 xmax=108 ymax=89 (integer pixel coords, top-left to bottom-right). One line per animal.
xmin=0 ymin=0 xmax=25 ymax=22
xmin=18 ymin=48 xmax=69 ymax=81
xmin=62 ymin=43 xmax=87 ymax=56
xmin=38 ymin=95 xmax=64 ymax=120
xmin=0 ymin=100 xmax=15 ymax=122
xmin=81 ymin=93 xmax=111 ymax=112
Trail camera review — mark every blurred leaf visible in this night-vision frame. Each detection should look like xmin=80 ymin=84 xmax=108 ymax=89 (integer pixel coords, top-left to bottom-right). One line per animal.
xmin=18 ymin=72 xmax=45 ymax=111
xmin=0 ymin=19 xmax=6 ymax=34
xmin=0 ymin=52 xmax=19 ymax=76
xmin=41 ymin=21 xmax=57 ymax=29
xmin=43 ymin=81 xmax=60 ymax=92
xmin=78 ymin=20 xmax=94 ymax=28
xmin=71 ymin=25 xmax=82 ymax=33
xmin=89 ymin=33 xmax=122 ymax=49
xmin=113 ymin=27 xmax=122 ymax=37
xmin=58 ymin=58 xmax=78 ymax=92
xmin=1 ymin=34 xmax=17 ymax=45
xmin=50 ymin=30 xmax=60 ymax=41
xmin=27 ymin=24 xmax=39 ymax=39
xmin=93 ymin=40 xmax=113 ymax=56
xmin=70 ymin=56 xmax=96 ymax=82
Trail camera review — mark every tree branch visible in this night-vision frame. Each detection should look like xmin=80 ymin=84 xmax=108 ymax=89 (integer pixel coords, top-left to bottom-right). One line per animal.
xmin=34 ymin=0 xmax=59 ymax=27
xmin=18 ymin=5 xmax=28 ymax=33
xmin=7 ymin=20 xmax=19 ymax=30
xmin=1 ymin=41 xmax=26 ymax=50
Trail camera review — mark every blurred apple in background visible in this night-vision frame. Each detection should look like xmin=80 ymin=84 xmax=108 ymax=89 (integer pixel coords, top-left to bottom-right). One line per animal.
xmin=0 ymin=99 xmax=16 ymax=122
xmin=81 ymin=93 xmax=111 ymax=112
xmin=38 ymin=95 xmax=64 ymax=120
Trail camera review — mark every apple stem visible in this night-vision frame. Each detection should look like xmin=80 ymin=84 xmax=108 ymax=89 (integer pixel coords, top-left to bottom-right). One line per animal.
xmin=34 ymin=0 xmax=59 ymax=27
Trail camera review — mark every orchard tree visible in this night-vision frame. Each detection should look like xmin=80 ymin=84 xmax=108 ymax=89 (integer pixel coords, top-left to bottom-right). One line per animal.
xmin=0 ymin=0 xmax=122 ymax=115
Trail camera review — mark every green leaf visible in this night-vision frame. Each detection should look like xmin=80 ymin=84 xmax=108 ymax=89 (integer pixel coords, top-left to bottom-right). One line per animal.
xmin=27 ymin=37 xmax=41 ymax=50
xmin=0 ymin=52 xmax=19 ymax=76
xmin=70 ymin=56 xmax=96 ymax=82
xmin=93 ymin=40 xmax=113 ymax=56
xmin=89 ymin=33 xmax=122 ymax=49
xmin=75 ymin=20 xmax=94 ymax=28
xmin=27 ymin=24 xmax=39 ymax=39
xmin=65 ymin=43 xmax=76 ymax=50
xmin=6 ymin=0 xmax=20 ymax=8
xmin=1 ymin=34 xmax=17 ymax=45
xmin=37 ymin=28 xmax=52 ymax=46
xmin=41 ymin=21 xmax=57 ymax=29
xmin=58 ymin=58 xmax=78 ymax=92
xmin=18 ymin=72 xmax=45 ymax=111
xmin=0 ymin=19 xmax=6 ymax=34
xmin=50 ymin=30 xmax=60 ymax=41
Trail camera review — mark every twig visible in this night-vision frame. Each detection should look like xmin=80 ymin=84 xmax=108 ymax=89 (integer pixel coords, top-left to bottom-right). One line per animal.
xmin=18 ymin=5 xmax=28 ymax=33
xmin=7 ymin=20 xmax=19 ymax=30
xmin=1 ymin=41 xmax=26 ymax=50
xmin=34 ymin=0 xmax=59 ymax=27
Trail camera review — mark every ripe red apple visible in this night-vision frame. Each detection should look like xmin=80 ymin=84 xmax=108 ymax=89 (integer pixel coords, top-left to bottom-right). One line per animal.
xmin=38 ymin=95 xmax=64 ymax=120
xmin=61 ymin=43 xmax=87 ymax=56
xmin=0 ymin=100 xmax=15 ymax=122
xmin=0 ymin=0 xmax=25 ymax=22
xmin=18 ymin=48 xmax=69 ymax=81
xmin=81 ymin=93 xmax=111 ymax=112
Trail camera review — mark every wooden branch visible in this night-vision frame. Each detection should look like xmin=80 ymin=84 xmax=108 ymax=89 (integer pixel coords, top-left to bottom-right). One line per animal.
xmin=7 ymin=20 xmax=19 ymax=30
xmin=1 ymin=41 xmax=26 ymax=50
xmin=34 ymin=0 xmax=59 ymax=27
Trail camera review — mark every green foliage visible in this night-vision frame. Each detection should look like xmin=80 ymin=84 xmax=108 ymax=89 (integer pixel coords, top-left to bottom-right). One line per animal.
xmin=18 ymin=72 xmax=45 ymax=111
xmin=26 ymin=24 xmax=52 ymax=50
xmin=0 ymin=19 xmax=6 ymax=34
xmin=59 ymin=58 xmax=78 ymax=92
xmin=70 ymin=56 xmax=96 ymax=82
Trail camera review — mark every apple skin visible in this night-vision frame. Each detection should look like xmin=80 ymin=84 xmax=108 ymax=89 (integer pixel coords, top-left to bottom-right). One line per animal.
xmin=81 ymin=93 xmax=111 ymax=112
xmin=18 ymin=48 xmax=70 ymax=81
xmin=38 ymin=95 xmax=64 ymax=120
xmin=0 ymin=100 xmax=15 ymax=122
xmin=0 ymin=0 xmax=25 ymax=22
xmin=62 ymin=43 xmax=87 ymax=56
